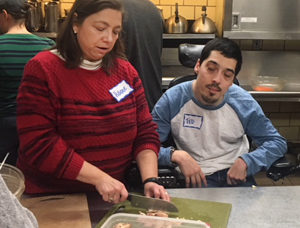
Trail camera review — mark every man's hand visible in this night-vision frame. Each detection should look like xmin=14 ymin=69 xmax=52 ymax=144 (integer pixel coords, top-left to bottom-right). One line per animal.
xmin=227 ymin=157 xmax=248 ymax=185
xmin=172 ymin=150 xmax=207 ymax=188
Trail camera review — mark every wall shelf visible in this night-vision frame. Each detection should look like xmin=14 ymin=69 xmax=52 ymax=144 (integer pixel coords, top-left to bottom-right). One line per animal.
xmin=34 ymin=32 xmax=216 ymax=41
xmin=33 ymin=32 xmax=57 ymax=39
xmin=163 ymin=33 xmax=215 ymax=40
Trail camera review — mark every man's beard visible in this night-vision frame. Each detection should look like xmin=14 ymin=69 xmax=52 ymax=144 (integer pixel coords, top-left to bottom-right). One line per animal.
xmin=200 ymin=94 xmax=218 ymax=105
xmin=201 ymin=83 xmax=222 ymax=105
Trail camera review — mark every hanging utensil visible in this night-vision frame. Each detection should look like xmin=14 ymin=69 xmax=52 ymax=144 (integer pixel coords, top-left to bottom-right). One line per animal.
xmin=165 ymin=3 xmax=188 ymax=34
xmin=192 ymin=6 xmax=217 ymax=34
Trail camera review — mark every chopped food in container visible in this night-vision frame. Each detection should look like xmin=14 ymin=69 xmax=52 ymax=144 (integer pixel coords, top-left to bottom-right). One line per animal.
xmin=101 ymin=213 xmax=210 ymax=228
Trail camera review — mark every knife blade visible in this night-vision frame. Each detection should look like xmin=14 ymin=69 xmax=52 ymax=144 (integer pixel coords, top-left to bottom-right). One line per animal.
xmin=127 ymin=193 xmax=179 ymax=213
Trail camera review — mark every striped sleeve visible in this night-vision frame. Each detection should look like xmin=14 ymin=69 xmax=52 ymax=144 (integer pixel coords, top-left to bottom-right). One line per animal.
xmin=17 ymin=58 xmax=84 ymax=180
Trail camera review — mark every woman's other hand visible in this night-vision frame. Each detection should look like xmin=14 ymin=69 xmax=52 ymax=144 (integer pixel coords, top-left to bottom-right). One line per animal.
xmin=144 ymin=182 xmax=170 ymax=201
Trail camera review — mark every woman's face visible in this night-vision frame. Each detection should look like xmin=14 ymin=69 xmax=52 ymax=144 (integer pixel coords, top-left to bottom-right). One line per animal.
xmin=73 ymin=8 xmax=122 ymax=62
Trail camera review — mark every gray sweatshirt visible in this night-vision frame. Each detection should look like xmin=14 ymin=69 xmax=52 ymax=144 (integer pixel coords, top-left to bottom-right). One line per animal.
xmin=0 ymin=175 xmax=38 ymax=228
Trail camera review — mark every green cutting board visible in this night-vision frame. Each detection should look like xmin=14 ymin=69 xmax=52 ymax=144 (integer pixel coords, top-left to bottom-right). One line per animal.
xmin=96 ymin=197 xmax=232 ymax=228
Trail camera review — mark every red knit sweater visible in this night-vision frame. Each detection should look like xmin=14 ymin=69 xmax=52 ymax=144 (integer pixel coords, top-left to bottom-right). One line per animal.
xmin=17 ymin=51 xmax=160 ymax=194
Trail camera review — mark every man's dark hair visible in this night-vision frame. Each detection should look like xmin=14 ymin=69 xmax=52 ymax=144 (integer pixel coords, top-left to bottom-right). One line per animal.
xmin=200 ymin=38 xmax=242 ymax=76
xmin=56 ymin=0 xmax=126 ymax=73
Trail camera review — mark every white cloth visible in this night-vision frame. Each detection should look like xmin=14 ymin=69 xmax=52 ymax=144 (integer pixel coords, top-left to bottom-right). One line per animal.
xmin=0 ymin=175 xmax=38 ymax=228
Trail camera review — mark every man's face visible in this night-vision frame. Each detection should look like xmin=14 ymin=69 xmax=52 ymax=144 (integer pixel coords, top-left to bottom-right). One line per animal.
xmin=193 ymin=50 xmax=237 ymax=106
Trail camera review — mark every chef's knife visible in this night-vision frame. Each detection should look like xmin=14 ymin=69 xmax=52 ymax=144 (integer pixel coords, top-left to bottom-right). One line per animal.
xmin=128 ymin=193 xmax=179 ymax=213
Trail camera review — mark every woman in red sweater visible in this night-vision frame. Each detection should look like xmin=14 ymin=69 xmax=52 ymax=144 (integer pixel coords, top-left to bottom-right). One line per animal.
xmin=17 ymin=0 xmax=169 ymax=204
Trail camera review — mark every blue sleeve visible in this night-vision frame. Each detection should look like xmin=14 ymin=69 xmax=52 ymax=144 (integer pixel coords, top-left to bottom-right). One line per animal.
xmin=152 ymin=92 xmax=172 ymax=143
xmin=152 ymin=82 xmax=193 ymax=167
xmin=152 ymin=92 xmax=173 ymax=166
xmin=158 ymin=147 xmax=175 ymax=167
xmin=228 ymin=85 xmax=287 ymax=176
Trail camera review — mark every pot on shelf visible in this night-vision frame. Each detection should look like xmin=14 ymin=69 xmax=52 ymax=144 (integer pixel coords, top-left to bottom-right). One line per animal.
xmin=165 ymin=3 xmax=188 ymax=34
xmin=26 ymin=0 xmax=43 ymax=32
xmin=44 ymin=0 xmax=61 ymax=33
xmin=191 ymin=6 xmax=217 ymax=34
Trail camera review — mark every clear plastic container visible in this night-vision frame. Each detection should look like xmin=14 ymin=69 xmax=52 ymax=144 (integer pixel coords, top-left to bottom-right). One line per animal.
xmin=251 ymin=76 xmax=285 ymax=91
xmin=0 ymin=164 xmax=25 ymax=200
xmin=101 ymin=213 xmax=210 ymax=228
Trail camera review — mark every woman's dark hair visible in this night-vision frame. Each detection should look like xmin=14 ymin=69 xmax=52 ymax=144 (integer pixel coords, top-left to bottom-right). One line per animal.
xmin=0 ymin=0 xmax=29 ymax=21
xmin=199 ymin=38 xmax=243 ymax=76
xmin=56 ymin=0 xmax=125 ymax=72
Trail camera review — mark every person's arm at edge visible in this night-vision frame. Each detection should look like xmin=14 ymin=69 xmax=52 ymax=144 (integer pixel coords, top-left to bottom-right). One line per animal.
xmin=131 ymin=68 xmax=169 ymax=201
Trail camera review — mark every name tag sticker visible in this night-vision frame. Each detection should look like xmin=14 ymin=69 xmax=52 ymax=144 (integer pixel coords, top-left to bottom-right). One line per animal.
xmin=183 ymin=114 xmax=203 ymax=130
xmin=109 ymin=80 xmax=134 ymax=102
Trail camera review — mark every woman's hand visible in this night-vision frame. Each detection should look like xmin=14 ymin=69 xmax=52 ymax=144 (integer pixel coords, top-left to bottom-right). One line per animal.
xmin=77 ymin=161 xmax=128 ymax=204
xmin=135 ymin=149 xmax=170 ymax=201
xmin=94 ymin=173 xmax=128 ymax=204
xmin=144 ymin=182 xmax=170 ymax=201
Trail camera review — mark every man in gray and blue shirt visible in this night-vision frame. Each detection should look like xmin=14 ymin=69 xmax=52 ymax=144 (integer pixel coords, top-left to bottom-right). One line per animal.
xmin=152 ymin=38 xmax=287 ymax=188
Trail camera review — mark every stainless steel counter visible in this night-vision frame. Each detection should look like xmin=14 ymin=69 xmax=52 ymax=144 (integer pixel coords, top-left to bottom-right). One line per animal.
xmin=86 ymin=186 xmax=300 ymax=227
xmin=168 ymin=186 xmax=300 ymax=228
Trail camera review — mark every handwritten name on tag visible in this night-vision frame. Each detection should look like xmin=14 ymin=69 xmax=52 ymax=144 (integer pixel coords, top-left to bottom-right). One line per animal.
xmin=109 ymin=80 xmax=134 ymax=102
xmin=183 ymin=114 xmax=203 ymax=129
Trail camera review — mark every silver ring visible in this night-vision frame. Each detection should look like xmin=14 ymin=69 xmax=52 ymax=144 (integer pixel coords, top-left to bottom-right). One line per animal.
xmin=109 ymin=197 xmax=114 ymax=202
xmin=165 ymin=191 xmax=168 ymax=195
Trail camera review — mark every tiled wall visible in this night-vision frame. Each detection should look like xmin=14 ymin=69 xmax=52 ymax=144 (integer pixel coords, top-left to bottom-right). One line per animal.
xmin=237 ymin=40 xmax=300 ymax=52
xmin=260 ymin=102 xmax=300 ymax=142
xmin=150 ymin=0 xmax=217 ymax=20
xmin=44 ymin=0 xmax=218 ymax=19
xmin=151 ymin=0 xmax=224 ymax=37
xmin=44 ymin=0 xmax=224 ymax=36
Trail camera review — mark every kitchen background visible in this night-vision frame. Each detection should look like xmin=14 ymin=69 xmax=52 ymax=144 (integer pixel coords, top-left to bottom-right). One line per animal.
xmin=37 ymin=0 xmax=300 ymax=143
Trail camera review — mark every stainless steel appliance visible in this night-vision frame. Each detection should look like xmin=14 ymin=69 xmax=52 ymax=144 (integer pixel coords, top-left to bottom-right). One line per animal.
xmin=26 ymin=0 xmax=43 ymax=32
xmin=191 ymin=6 xmax=217 ymax=34
xmin=223 ymin=0 xmax=300 ymax=40
xmin=44 ymin=0 xmax=61 ymax=33
xmin=165 ymin=3 xmax=188 ymax=34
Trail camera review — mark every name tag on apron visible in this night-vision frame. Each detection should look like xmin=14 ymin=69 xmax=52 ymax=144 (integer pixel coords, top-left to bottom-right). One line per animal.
xmin=109 ymin=80 xmax=134 ymax=102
